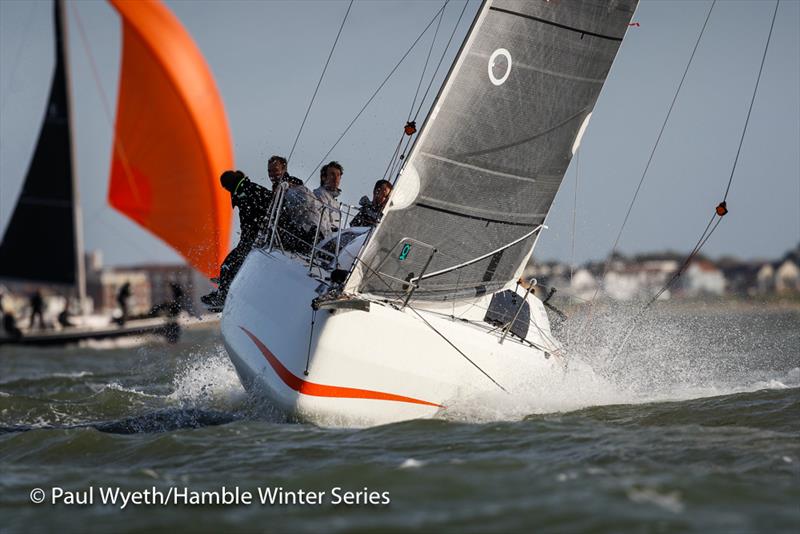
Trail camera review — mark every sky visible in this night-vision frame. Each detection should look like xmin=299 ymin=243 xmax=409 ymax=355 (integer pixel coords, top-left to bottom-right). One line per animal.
xmin=1 ymin=0 xmax=798 ymax=269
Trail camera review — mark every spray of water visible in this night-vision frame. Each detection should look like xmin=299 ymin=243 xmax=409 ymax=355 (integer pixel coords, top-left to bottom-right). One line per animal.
xmin=443 ymin=303 xmax=799 ymax=423
xmin=168 ymin=343 xmax=246 ymax=409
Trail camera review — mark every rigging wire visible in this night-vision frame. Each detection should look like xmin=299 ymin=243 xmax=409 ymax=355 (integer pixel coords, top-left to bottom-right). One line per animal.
xmin=722 ymin=0 xmax=780 ymax=201
xmin=74 ymin=4 xmax=161 ymax=264
xmin=68 ymin=1 xmax=141 ymax=204
xmin=388 ymin=135 xmax=414 ymax=183
xmin=384 ymin=0 xmax=470 ymax=183
xmin=567 ymin=149 xmax=581 ymax=346
xmin=579 ymin=0 xmax=717 ymax=336
xmin=606 ymin=0 xmax=781 ymax=365
xmin=380 ymin=0 xmax=449 ymax=182
xmin=303 ymin=0 xmax=452 ymax=184
xmin=287 ymin=0 xmax=354 ymax=164
xmin=407 ymin=305 xmax=509 ymax=393
xmin=349 ymin=254 xmax=508 ymax=393
xmin=349 ymin=244 xmax=558 ymax=379
xmin=381 ymin=135 xmax=406 ymax=182
xmin=569 ymin=149 xmax=580 ymax=286
xmin=412 ymin=0 xmax=470 ymax=122
xmin=407 ymin=0 xmax=447 ymax=121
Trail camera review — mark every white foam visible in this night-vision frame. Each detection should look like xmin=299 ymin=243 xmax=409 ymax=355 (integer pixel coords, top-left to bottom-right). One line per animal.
xmin=141 ymin=468 xmax=159 ymax=479
xmin=80 ymin=337 xmax=148 ymax=350
xmin=399 ymin=458 xmax=426 ymax=469
xmin=50 ymin=371 xmax=94 ymax=379
xmin=168 ymin=344 xmax=246 ymax=408
xmin=104 ymin=382 xmax=162 ymax=398
xmin=627 ymin=487 xmax=684 ymax=514
xmin=556 ymin=472 xmax=579 ymax=482
xmin=439 ymin=332 xmax=798 ymax=424
xmin=442 ymin=358 xmax=628 ymax=423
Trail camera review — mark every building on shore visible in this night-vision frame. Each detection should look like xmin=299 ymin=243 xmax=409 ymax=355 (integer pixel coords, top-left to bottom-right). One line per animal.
xmin=525 ymin=243 xmax=799 ymax=302
xmin=775 ymin=259 xmax=800 ymax=294
xmin=677 ymin=260 xmax=726 ymax=297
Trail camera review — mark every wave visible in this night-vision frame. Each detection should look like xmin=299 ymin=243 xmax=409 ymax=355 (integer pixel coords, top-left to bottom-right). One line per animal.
xmin=0 ymin=408 xmax=243 ymax=435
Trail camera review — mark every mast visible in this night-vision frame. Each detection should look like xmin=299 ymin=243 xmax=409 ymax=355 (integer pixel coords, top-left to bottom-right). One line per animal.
xmin=58 ymin=0 xmax=87 ymax=312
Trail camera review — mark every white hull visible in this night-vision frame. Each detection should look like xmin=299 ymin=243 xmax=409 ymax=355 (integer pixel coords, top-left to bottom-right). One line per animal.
xmin=221 ymin=249 xmax=565 ymax=427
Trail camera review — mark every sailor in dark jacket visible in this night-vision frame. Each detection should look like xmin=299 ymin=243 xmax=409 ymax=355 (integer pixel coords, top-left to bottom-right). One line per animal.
xmin=351 ymin=179 xmax=393 ymax=227
xmin=267 ymin=155 xmax=303 ymax=190
xmin=229 ymin=171 xmax=273 ymax=245
xmin=268 ymin=155 xmax=314 ymax=253
xmin=203 ymin=170 xmax=272 ymax=307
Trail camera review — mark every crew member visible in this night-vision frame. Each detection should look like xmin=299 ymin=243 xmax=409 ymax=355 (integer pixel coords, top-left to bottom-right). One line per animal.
xmin=267 ymin=155 xmax=303 ymax=189
xmin=313 ymin=161 xmax=344 ymax=238
xmin=29 ymin=289 xmax=45 ymax=330
xmin=1 ymin=294 xmax=22 ymax=340
xmin=58 ymin=299 xmax=75 ymax=328
xmin=351 ymin=179 xmax=393 ymax=227
xmin=201 ymin=170 xmax=269 ymax=307
xmin=117 ymin=282 xmax=131 ymax=326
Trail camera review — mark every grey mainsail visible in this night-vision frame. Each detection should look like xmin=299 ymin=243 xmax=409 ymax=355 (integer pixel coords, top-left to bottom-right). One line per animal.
xmin=353 ymin=0 xmax=637 ymax=301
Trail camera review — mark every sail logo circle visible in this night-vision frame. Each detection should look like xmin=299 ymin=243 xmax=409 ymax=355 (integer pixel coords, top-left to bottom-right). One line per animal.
xmin=488 ymin=48 xmax=512 ymax=86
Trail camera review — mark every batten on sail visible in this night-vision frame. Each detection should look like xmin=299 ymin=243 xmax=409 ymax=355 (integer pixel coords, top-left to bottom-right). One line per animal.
xmin=353 ymin=0 xmax=636 ymax=301
xmin=108 ymin=0 xmax=233 ymax=278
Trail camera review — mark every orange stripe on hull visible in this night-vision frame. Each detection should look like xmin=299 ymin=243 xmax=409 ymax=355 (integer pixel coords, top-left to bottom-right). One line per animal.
xmin=240 ymin=327 xmax=442 ymax=408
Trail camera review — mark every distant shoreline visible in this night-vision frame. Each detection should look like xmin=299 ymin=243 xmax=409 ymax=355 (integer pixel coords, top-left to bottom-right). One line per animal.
xmin=558 ymin=295 xmax=800 ymax=314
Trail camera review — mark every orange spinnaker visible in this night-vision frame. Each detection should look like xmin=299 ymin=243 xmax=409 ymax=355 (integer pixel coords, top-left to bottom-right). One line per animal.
xmin=108 ymin=0 xmax=232 ymax=277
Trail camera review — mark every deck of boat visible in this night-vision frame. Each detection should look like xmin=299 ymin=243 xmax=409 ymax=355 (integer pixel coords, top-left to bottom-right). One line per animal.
xmin=0 ymin=314 xmax=219 ymax=347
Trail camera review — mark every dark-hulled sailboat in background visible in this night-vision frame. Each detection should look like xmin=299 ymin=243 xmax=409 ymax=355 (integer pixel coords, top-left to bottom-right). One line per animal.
xmin=221 ymin=0 xmax=637 ymax=426
xmin=0 ymin=0 xmax=83 ymax=293
xmin=0 ymin=0 xmax=234 ymax=345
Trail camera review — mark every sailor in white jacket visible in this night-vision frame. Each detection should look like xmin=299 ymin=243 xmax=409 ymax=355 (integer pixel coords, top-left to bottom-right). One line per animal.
xmin=313 ymin=161 xmax=344 ymax=238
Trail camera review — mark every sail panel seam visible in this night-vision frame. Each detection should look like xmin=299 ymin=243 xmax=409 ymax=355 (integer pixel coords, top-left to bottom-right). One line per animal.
xmin=416 ymin=202 xmax=542 ymax=227
xmin=489 ymin=6 xmax=624 ymax=42
xmin=456 ymin=106 xmax=589 ymax=158
xmin=419 ymin=151 xmax=536 ymax=181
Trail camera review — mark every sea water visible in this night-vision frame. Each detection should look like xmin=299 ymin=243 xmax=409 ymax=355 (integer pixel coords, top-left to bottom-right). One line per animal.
xmin=1 ymin=304 xmax=797 ymax=533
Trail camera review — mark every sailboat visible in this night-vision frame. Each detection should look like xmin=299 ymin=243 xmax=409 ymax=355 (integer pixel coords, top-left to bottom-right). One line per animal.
xmin=0 ymin=0 xmax=233 ymax=346
xmin=220 ymin=0 xmax=637 ymax=426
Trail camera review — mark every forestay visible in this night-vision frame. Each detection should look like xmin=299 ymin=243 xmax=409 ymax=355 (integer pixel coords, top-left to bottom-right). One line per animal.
xmin=352 ymin=0 xmax=637 ymax=301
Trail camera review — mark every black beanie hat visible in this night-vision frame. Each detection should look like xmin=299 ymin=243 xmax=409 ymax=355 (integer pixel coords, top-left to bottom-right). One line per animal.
xmin=220 ymin=170 xmax=245 ymax=192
